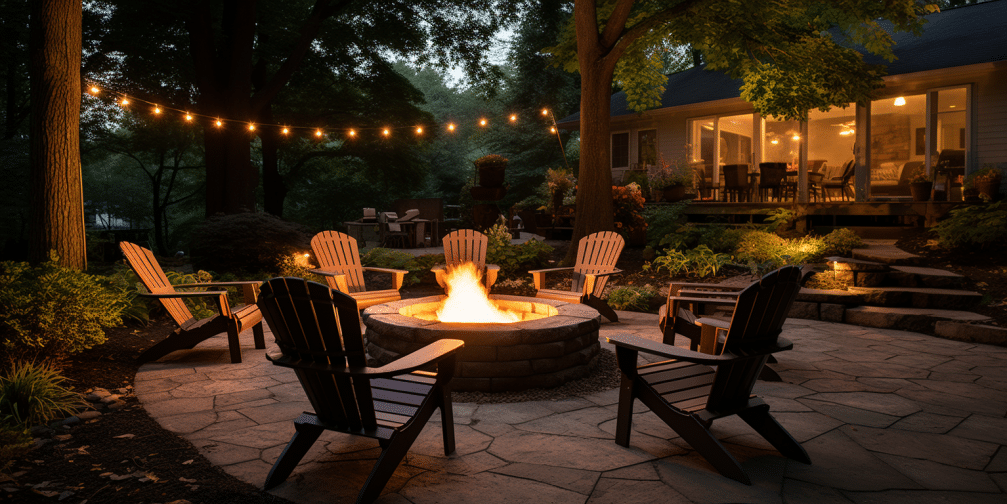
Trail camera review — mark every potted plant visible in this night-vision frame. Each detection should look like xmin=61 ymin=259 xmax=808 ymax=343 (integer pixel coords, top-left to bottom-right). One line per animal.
xmin=474 ymin=154 xmax=508 ymax=188
xmin=545 ymin=167 xmax=576 ymax=221
xmin=971 ymin=164 xmax=1002 ymax=201
xmin=648 ymin=153 xmax=692 ymax=202
xmin=908 ymin=166 xmax=933 ymax=201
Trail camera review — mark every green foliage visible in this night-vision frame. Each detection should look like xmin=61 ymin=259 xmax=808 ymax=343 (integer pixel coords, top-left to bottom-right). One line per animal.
xmin=403 ymin=254 xmax=446 ymax=285
xmin=188 ymin=212 xmax=312 ymax=274
xmin=763 ymin=208 xmax=796 ymax=233
xmin=933 ymin=201 xmax=1007 ymax=249
xmin=657 ymin=222 xmax=745 ymax=255
xmin=360 ymin=248 xmax=439 ymax=286
xmin=606 ymin=285 xmax=660 ymax=312
xmin=612 ymin=184 xmax=647 ymax=238
xmin=484 ymin=224 xmax=555 ymax=280
xmin=162 ymin=270 xmax=218 ymax=320
xmin=734 ymin=230 xmax=789 ymax=265
xmin=645 ymin=245 xmax=731 ymax=278
xmin=104 ymin=263 xmax=150 ymax=325
xmin=0 ymin=253 xmax=125 ymax=361
xmin=0 ymin=361 xmax=84 ymax=428
xmin=647 ymin=153 xmax=693 ymax=189
xmin=820 ymin=228 xmax=864 ymax=258
xmin=735 ymin=230 xmax=828 ymax=269
xmin=0 ymin=419 xmax=32 ymax=475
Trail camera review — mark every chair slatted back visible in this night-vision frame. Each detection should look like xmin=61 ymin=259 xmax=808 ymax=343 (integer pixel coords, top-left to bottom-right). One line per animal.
xmin=120 ymin=241 xmax=195 ymax=327
xmin=442 ymin=230 xmax=488 ymax=270
xmin=258 ymin=277 xmax=375 ymax=432
xmin=707 ymin=266 xmax=803 ymax=411
xmin=758 ymin=163 xmax=788 ymax=186
xmin=572 ymin=231 xmax=625 ymax=295
xmin=311 ymin=231 xmax=367 ymax=293
xmin=723 ymin=164 xmax=749 ymax=189
xmin=834 ymin=159 xmax=855 ymax=181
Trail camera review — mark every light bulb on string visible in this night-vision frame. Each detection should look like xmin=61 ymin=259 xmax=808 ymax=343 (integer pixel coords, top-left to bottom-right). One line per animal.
xmin=121 ymin=97 xmax=130 ymax=106
xmin=89 ymin=86 xmax=99 ymax=95
xmin=348 ymin=129 xmax=356 ymax=138
xmin=185 ymin=113 xmax=193 ymax=122
xmin=415 ymin=126 xmax=423 ymax=135
xmin=153 ymin=105 xmax=161 ymax=115
xmin=479 ymin=118 xmax=487 ymax=127
xmin=215 ymin=119 xmax=223 ymax=127
xmin=315 ymin=129 xmax=323 ymax=138
xmin=281 ymin=127 xmax=289 ymax=135
xmin=509 ymin=114 xmax=517 ymax=123
xmin=541 ymin=108 xmax=549 ymax=116
xmin=382 ymin=128 xmax=390 ymax=137
xmin=248 ymin=123 xmax=256 ymax=132
xmin=550 ymin=126 xmax=556 ymax=134
xmin=447 ymin=123 xmax=456 ymax=132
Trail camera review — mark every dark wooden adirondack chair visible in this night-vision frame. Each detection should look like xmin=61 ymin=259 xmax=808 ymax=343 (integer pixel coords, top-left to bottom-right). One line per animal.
xmin=257 ymin=278 xmax=463 ymax=504
xmin=432 ymin=229 xmax=500 ymax=290
xmin=609 ymin=266 xmax=811 ymax=485
xmin=530 ymin=231 xmax=624 ymax=322
xmin=309 ymin=230 xmax=408 ymax=310
xmin=119 ymin=241 xmax=265 ymax=364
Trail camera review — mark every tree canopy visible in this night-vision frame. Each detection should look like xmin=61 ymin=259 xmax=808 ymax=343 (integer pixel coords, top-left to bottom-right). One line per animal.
xmin=548 ymin=0 xmax=939 ymax=262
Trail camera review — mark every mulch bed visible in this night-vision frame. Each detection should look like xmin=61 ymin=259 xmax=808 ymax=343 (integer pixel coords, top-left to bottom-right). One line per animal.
xmin=4 ymin=229 xmax=1005 ymax=503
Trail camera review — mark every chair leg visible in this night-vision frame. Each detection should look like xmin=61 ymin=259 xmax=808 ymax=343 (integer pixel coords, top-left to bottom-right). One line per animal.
xmin=439 ymin=385 xmax=456 ymax=456
xmin=264 ymin=414 xmax=325 ymax=490
xmin=136 ymin=326 xmax=218 ymax=363
xmin=738 ymin=403 xmax=811 ymax=465
xmin=253 ymin=321 xmax=266 ymax=349
xmin=584 ymin=296 xmax=619 ymax=323
xmin=226 ymin=324 xmax=242 ymax=364
xmin=614 ymin=372 xmax=635 ymax=447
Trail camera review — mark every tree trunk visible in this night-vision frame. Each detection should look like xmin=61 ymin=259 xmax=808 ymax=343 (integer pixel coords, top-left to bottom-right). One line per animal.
xmin=202 ymin=125 xmax=258 ymax=215
xmin=259 ymin=104 xmax=286 ymax=217
xmin=564 ymin=1 xmax=619 ymax=265
xmin=29 ymin=0 xmax=85 ymax=269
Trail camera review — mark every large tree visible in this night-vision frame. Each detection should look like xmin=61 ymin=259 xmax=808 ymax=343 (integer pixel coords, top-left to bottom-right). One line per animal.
xmin=87 ymin=0 xmax=515 ymax=217
xmin=551 ymin=0 xmax=936 ymax=262
xmin=29 ymin=0 xmax=86 ymax=268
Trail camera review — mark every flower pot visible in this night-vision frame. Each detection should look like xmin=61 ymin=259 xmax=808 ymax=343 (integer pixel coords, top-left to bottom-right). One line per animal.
xmin=661 ymin=185 xmax=687 ymax=202
xmin=476 ymin=160 xmax=506 ymax=188
xmin=976 ymin=179 xmax=1001 ymax=200
xmin=909 ymin=181 xmax=932 ymax=202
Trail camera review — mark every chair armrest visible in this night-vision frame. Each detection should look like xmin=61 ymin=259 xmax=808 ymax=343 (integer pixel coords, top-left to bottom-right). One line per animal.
xmin=266 ymin=339 xmax=465 ymax=379
xmin=362 ymin=267 xmax=408 ymax=290
xmin=138 ymin=290 xmax=232 ymax=317
xmin=308 ymin=268 xmax=349 ymax=292
xmin=174 ymin=280 xmax=262 ymax=303
xmin=529 ymin=266 xmax=574 ymax=290
xmin=607 ymin=333 xmax=734 ymax=365
xmin=485 ymin=264 xmax=500 ymax=289
xmin=695 ymin=317 xmax=731 ymax=330
xmin=583 ymin=268 xmax=621 ymax=296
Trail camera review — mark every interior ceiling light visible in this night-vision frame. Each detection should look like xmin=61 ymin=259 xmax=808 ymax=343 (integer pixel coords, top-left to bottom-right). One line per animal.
xmin=894 ymin=97 xmax=907 ymax=106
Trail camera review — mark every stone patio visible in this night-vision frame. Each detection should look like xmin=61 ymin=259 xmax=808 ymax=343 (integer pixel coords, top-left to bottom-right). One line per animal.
xmin=134 ymin=310 xmax=1007 ymax=503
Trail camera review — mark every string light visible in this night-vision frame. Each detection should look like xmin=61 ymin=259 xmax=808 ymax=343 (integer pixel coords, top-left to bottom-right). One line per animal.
xmin=82 ymin=85 xmax=565 ymax=140
xmin=550 ymin=126 xmax=556 ymax=133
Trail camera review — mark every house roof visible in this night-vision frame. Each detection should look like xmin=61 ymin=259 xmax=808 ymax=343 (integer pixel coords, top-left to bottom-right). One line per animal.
xmin=557 ymin=1 xmax=1007 ymax=126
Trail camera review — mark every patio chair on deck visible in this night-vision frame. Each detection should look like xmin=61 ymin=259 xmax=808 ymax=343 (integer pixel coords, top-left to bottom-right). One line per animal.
xmin=432 ymin=229 xmax=500 ymax=290
xmin=608 ymin=265 xmax=811 ymax=485
xmin=530 ymin=231 xmax=624 ymax=322
xmin=257 ymin=277 xmax=463 ymax=504
xmin=119 ymin=241 xmax=265 ymax=364
xmin=309 ymin=230 xmax=408 ymax=310
xmin=722 ymin=164 xmax=751 ymax=202
xmin=822 ymin=159 xmax=855 ymax=201
xmin=758 ymin=162 xmax=791 ymax=201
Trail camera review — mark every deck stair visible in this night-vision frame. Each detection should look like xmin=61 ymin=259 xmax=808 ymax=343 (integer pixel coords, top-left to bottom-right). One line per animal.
xmin=788 ymin=240 xmax=1005 ymax=345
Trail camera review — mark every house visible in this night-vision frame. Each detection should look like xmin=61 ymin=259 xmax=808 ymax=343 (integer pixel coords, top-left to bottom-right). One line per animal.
xmin=557 ymin=2 xmax=1007 ymax=206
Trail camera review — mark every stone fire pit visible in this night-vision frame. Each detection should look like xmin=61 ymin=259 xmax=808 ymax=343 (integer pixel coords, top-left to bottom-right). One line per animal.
xmin=361 ymin=295 xmax=601 ymax=392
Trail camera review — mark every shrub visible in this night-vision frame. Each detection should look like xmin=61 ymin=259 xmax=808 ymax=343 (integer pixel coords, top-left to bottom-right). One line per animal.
xmin=0 ymin=253 xmax=125 ymax=361
xmin=485 ymin=224 xmax=554 ymax=280
xmin=360 ymin=247 xmax=446 ymax=286
xmin=643 ymin=201 xmax=691 ymax=248
xmin=0 ymin=419 xmax=32 ymax=474
xmin=933 ymin=200 xmax=1007 ymax=249
xmin=162 ymin=270 xmax=219 ymax=319
xmin=612 ymin=184 xmax=647 ymax=239
xmin=606 ymin=285 xmax=660 ymax=312
xmin=763 ymin=207 xmax=796 ymax=233
xmin=188 ymin=212 xmax=312 ymax=273
xmin=104 ymin=263 xmax=151 ymax=325
xmin=734 ymin=230 xmax=789 ymax=265
xmin=645 ymin=245 xmax=731 ymax=278
xmin=820 ymin=228 xmax=864 ymax=258
xmin=0 ymin=361 xmax=84 ymax=427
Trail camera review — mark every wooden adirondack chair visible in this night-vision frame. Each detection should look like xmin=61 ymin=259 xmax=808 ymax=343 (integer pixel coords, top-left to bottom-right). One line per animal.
xmin=432 ymin=229 xmax=500 ymax=290
xmin=530 ymin=231 xmax=624 ymax=322
xmin=119 ymin=241 xmax=265 ymax=364
xmin=257 ymin=277 xmax=463 ymax=504
xmin=309 ymin=230 xmax=408 ymax=310
xmin=608 ymin=266 xmax=811 ymax=485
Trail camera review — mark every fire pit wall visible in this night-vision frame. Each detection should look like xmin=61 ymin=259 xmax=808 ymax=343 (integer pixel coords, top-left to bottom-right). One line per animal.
xmin=361 ymin=295 xmax=602 ymax=392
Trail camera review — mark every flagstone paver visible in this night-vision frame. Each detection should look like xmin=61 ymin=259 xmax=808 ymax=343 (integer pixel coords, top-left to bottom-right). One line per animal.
xmin=135 ymin=310 xmax=1007 ymax=503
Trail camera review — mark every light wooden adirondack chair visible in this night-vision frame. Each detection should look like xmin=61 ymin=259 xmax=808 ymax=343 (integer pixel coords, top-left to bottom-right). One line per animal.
xmin=257 ymin=277 xmax=463 ymax=504
xmin=309 ymin=230 xmax=408 ymax=310
xmin=530 ymin=231 xmax=624 ymax=322
xmin=608 ymin=266 xmax=811 ymax=485
xmin=119 ymin=241 xmax=265 ymax=364
xmin=432 ymin=229 xmax=500 ymax=290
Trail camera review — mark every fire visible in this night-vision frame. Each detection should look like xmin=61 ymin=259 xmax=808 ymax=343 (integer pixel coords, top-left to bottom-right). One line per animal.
xmin=436 ymin=263 xmax=521 ymax=323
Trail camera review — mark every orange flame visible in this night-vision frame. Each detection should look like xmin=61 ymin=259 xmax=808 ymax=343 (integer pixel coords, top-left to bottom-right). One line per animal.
xmin=436 ymin=263 xmax=520 ymax=323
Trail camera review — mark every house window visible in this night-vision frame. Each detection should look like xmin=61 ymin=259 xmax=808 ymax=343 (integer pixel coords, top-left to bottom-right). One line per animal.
xmin=718 ymin=114 xmax=753 ymax=165
xmin=808 ymin=104 xmax=855 ymax=179
xmin=612 ymin=132 xmax=629 ymax=169
xmin=638 ymin=129 xmax=657 ymax=169
xmin=763 ymin=117 xmax=801 ymax=167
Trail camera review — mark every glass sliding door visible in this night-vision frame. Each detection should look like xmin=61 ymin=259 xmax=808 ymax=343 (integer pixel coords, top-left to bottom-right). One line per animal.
xmin=870 ymin=93 xmax=926 ymax=199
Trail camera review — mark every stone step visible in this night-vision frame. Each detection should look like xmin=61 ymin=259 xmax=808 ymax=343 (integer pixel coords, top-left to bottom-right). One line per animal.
xmin=825 ymin=256 xmax=889 ymax=287
xmin=851 ymin=246 xmax=920 ymax=265
xmin=885 ymin=265 xmax=967 ymax=288
xmin=846 ymin=286 xmax=982 ymax=309
xmin=843 ymin=306 xmax=992 ymax=335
